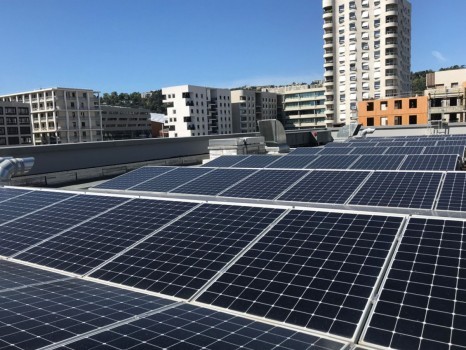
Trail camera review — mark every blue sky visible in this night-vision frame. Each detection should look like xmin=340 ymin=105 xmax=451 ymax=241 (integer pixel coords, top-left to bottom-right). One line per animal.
xmin=0 ymin=0 xmax=464 ymax=95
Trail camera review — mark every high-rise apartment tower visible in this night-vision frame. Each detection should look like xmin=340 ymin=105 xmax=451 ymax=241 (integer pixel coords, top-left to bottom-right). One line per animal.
xmin=322 ymin=0 xmax=411 ymax=125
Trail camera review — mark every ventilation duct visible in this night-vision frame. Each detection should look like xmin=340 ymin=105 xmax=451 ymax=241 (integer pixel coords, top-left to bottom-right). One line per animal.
xmin=0 ymin=157 xmax=35 ymax=184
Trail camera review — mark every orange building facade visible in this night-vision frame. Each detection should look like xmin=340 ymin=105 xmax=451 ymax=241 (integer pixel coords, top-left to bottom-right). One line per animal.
xmin=358 ymin=96 xmax=428 ymax=127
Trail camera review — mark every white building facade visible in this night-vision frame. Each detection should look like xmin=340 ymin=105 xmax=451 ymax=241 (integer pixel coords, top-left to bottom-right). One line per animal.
xmin=231 ymin=90 xmax=277 ymax=133
xmin=162 ymin=85 xmax=232 ymax=138
xmin=0 ymin=88 xmax=103 ymax=144
xmin=323 ymin=0 xmax=411 ymax=125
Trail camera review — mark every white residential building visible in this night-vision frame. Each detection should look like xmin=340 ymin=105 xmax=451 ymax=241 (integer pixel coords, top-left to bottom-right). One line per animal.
xmin=231 ymin=90 xmax=277 ymax=133
xmin=323 ymin=0 xmax=411 ymax=125
xmin=0 ymin=88 xmax=103 ymax=144
xmin=162 ymin=85 xmax=232 ymax=138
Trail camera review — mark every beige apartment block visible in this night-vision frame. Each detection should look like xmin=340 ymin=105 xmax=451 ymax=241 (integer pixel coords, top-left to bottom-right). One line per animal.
xmin=269 ymin=83 xmax=327 ymax=130
xmin=323 ymin=0 xmax=411 ymax=125
xmin=0 ymin=88 xmax=103 ymax=145
xmin=162 ymin=85 xmax=232 ymax=138
xmin=231 ymin=90 xmax=277 ymax=133
xmin=101 ymin=105 xmax=151 ymax=140
xmin=0 ymin=101 xmax=33 ymax=146
xmin=425 ymin=69 xmax=466 ymax=123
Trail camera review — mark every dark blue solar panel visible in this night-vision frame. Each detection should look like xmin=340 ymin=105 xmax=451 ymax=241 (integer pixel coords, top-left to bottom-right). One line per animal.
xmin=321 ymin=143 xmax=351 ymax=148
xmin=63 ymin=304 xmax=347 ymax=350
xmin=288 ymin=147 xmax=323 ymax=155
xmin=436 ymin=172 xmax=466 ymax=212
xmin=0 ymin=191 xmax=74 ymax=225
xmin=0 ymin=188 xmax=31 ymax=203
xmin=94 ymin=166 xmax=175 ymax=190
xmin=350 ymin=155 xmax=405 ymax=170
xmin=231 ymin=155 xmax=282 ymax=168
xmin=15 ymin=199 xmax=197 ymax=275
xmin=423 ymin=145 xmax=465 ymax=156
xmin=0 ymin=195 xmax=129 ymax=257
xmin=318 ymin=147 xmax=354 ymax=155
xmin=129 ymin=167 xmax=214 ymax=192
xmin=265 ymin=155 xmax=316 ymax=169
xmin=363 ymin=217 xmax=466 ymax=350
xmin=201 ymin=155 xmax=249 ymax=167
xmin=0 ymin=279 xmax=172 ymax=349
xmin=401 ymin=140 xmax=439 ymax=147
xmin=91 ymin=204 xmax=284 ymax=299
xmin=277 ymin=170 xmax=371 ymax=204
xmin=305 ymin=155 xmax=360 ymax=169
xmin=198 ymin=210 xmax=403 ymax=339
xmin=349 ymin=147 xmax=388 ymax=155
xmin=399 ymin=154 xmax=459 ymax=171
xmin=349 ymin=171 xmax=442 ymax=209
xmin=374 ymin=141 xmax=407 ymax=147
xmin=221 ymin=169 xmax=308 ymax=200
xmin=384 ymin=146 xmax=425 ymax=155
xmin=170 ymin=168 xmax=256 ymax=196
xmin=436 ymin=140 xmax=466 ymax=147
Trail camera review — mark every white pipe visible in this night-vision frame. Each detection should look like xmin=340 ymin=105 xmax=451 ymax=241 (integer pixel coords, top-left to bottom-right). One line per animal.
xmin=0 ymin=157 xmax=35 ymax=183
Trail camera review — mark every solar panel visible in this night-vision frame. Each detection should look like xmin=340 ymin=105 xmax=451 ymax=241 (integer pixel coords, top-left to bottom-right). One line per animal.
xmin=198 ymin=210 xmax=403 ymax=339
xmin=0 ymin=260 xmax=69 ymax=292
xmin=350 ymin=155 xmax=405 ymax=170
xmin=128 ymin=167 xmax=214 ymax=192
xmin=383 ymin=146 xmax=425 ymax=155
xmin=305 ymin=155 xmax=360 ymax=170
xmin=0 ymin=194 xmax=129 ymax=257
xmin=63 ymin=304 xmax=348 ymax=350
xmin=90 ymin=204 xmax=284 ymax=299
xmin=374 ymin=141 xmax=407 ymax=147
xmin=400 ymin=140 xmax=439 ymax=147
xmin=277 ymin=170 xmax=371 ymax=204
xmin=423 ymin=145 xmax=466 ymax=156
xmin=231 ymin=155 xmax=282 ymax=168
xmin=349 ymin=171 xmax=442 ymax=209
xmin=318 ymin=147 xmax=354 ymax=155
xmin=349 ymin=147 xmax=388 ymax=155
xmin=288 ymin=147 xmax=323 ymax=155
xmin=265 ymin=155 xmax=316 ymax=169
xmin=15 ymin=199 xmax=197 ymax=275
xmin=436 ymin=172 xmax=466 ymax=212
xmin=201 ymin=155 xmax=249 ymax=167
xmin=321 ymin=143 xmax=351 ymax=148
xmin=0 ymin=278 xmax=173 ymax=349
xmin=93 ymin=166 xmax=175 ymax=190
xmin=362 ymin=217 xmax=466 ymax=350
xmin=0 ymin=190 xmax=74 ymax=225
xmin=399 ymin=154 xmax=459 ymax=171
xmin=0 ymin=187 xmax=32 ymax=203
xmin=220 ymin=169 xmax=308 ymax=200
xmin=436 ymin=140 xmax=466 ymax=147
xmin=170 ymin=168 xmax=257 ymax=196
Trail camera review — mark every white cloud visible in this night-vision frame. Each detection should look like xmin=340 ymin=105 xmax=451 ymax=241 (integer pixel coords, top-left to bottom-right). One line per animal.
xmin=432 ymin=50 xmax=447 ymax=62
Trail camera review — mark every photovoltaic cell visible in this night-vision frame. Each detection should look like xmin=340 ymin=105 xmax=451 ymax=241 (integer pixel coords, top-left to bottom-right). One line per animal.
xmin=201 ymin=155 xmax=249 ymax=167
xmin=221 ymin=169 xmax=308 ymax=200
xmin=277 ymin=170 xmax=371 ymax=204
xmin=129 ymin=167 xmax=214 ymax=192
xmin=383 ymin=146 xmax=425 ymax=155
xmin=363 ymin=217 xmax=466 ymax=350
xmin=0 ymin=191 xmax=74 ymax=225
xmin=15 ymin=199 xmax=197 ymax=275
xmin=288 ymin=147 xmax=323 ymax=155
xmin=349 ymin=147 xmax=387 ymax=155
xmin=305 ymin=155 xmax=360 ymax=170
xmin=231 ymin=155 xmax=282 ymax=168
xmin=198 ymin=210 xmax=403 ymax=339
xmin=349 ymin=171 xmax=442 ymax=209
xmin=400 ymin=140 xmax=440 ymax=147
xmin=318 ymin=147 xmax=354 ymax=155
xmin=423 ymin=145 xmax=466 ymax=156
xmin=170 ymin=168 xmax=256 ymax=196
xmin=63 ymin=304 xmax=348 ymax=350
xmin=93 ymin=166 xmax=175 ymax=190
xmin=350 ymin=155 xmax=405 ymax=170
xmin=0 ymin=260 xmax=67 ymax=292
xmin=436 ymin=140 xmax=466 ymax=147
xmin=0 ymin=188 xmax=31 ymax=203
xmin=399 ymin=154 xmax=459 ymax=171
xmin=90 ymin=204 xmax=284 ymax=299
xmin=321 ymin=143 xmax=350 ymax=148
xmin=0 ymin=194 xmax=129 ymax=257
xmin=265 ymin=155 xmax=316 ymax=169
xmin=0 ymin=279 xmax=173 ymax=349
xmin=374 ymin=141 xmax=407 ymax=147
xmin=436 ymin=172 xmax=466 ymax=212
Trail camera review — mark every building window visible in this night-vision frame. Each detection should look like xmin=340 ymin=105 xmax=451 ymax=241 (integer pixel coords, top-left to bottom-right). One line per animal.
xmin=5 ymin=107 xmax=16 ymax=115
xmin=394 ymin=116 xmax=402 ymax=125
xmin=409 ymin=115 xmax=417 ymax=124
xmin=409 ymin=99 xmax=417 ymax=108
xmin=367 ymin=102 xmax=374 ymax=111
xmin=394 ymin=100 xmax=402 ymax=109
xmin=367 ymin=117 xmax=374 ymax=126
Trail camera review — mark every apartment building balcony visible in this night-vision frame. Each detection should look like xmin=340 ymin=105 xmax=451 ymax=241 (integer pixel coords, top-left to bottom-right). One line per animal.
xmin=323 ymin=32 xmax=333 ymax=40
xmin=323 ymin=9 xmax=333 ymax=20
xmin=324 ymin=70 xmax=334 ymax=77
xmin=323 ymin=42 xmax=333 ymax=49
xmin=430 ymin=106 xmax=465 ymax=114
xmin=323 ymin=21 xmax=333 ymax=29
xmin=427 ymin=88 xmax=465 ymax=96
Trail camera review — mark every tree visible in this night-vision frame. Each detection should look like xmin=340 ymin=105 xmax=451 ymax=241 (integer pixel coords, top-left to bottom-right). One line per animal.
xmin=100 ymin=90 xmax=167 ymax=114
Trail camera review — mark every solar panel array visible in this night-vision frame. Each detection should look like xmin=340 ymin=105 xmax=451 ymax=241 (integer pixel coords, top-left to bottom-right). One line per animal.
xmin=3 ymin=133 xmax=466 ymax=349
